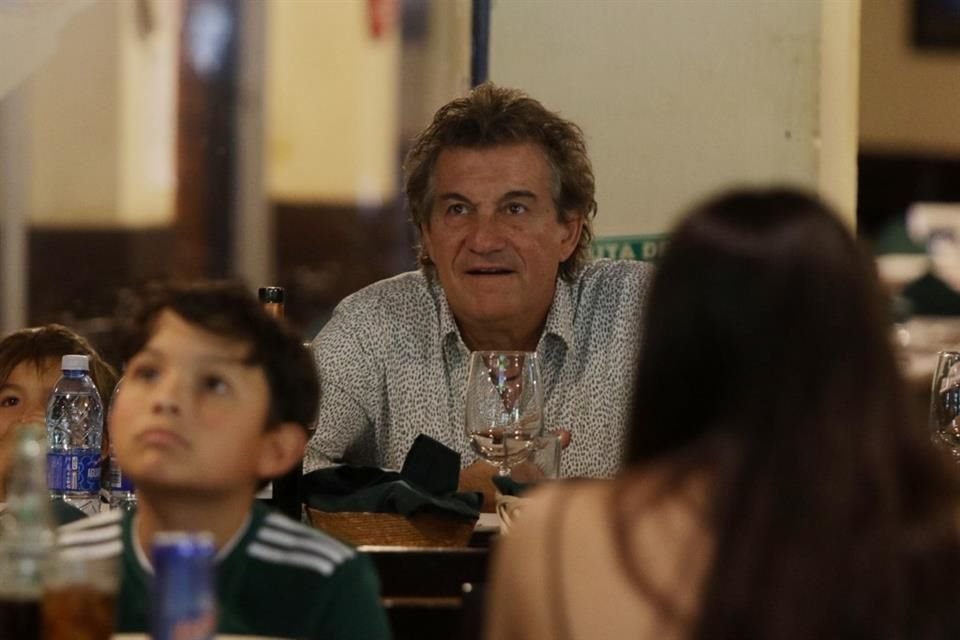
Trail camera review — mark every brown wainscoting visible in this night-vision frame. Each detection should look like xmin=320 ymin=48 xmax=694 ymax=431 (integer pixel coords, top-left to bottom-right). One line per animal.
xmin=23 ymin=201 xmax=417 ymax=354
xmin=273 ymin=200 xmax=417 ymax=339
xmin=27 ymin=225 xmax=176 ymax=367
xmin=858 ymin=151 xmax=960 ymax=242
xmin=28 ymin=226 xmax=176 ymax=326
xmin=174 ymin=0 xmax=240 ymax=280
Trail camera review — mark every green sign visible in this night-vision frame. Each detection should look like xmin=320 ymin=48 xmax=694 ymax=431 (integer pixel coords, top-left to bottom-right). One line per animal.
xmin=591 ymin=234 xmax=668 ymax=262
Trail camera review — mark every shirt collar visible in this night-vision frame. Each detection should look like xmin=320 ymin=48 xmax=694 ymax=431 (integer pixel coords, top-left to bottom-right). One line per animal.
xmin=540 ymin=276 xmax=575 ymax=350
xmin=429 ymin=271 xmax=575 ymax=351
xmin=430 ymin=273 xmax=461 ymax=344
xmin=132 ymin=510 xmax=252 ymax=575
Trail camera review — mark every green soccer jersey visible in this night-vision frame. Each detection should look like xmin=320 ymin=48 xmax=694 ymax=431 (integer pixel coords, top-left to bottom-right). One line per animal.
xmin=55 ymin=502 xmax=391 ymax=639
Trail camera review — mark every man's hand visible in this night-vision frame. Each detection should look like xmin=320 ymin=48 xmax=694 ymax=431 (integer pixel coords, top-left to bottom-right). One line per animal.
xmin=458 ymin=429 xmax=572 ymax=512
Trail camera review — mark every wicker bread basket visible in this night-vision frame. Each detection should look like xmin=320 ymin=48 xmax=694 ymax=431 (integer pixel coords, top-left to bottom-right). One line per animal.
xmin=307 ymin=508 xmax=477 ymax=548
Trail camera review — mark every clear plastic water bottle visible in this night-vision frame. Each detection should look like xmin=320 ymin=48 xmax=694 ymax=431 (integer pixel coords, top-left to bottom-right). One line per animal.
xmin=107 ymin=449 xmax=136 ymax=512
xmin=46 ymin=355 xmax=104 ymax=516
xmin=106 ymin=378 xmax=136 ymax=512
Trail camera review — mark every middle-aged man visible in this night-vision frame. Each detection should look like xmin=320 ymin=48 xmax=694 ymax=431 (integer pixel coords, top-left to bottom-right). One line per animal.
xmin=305 ymin=83 xmax=653 ymax=502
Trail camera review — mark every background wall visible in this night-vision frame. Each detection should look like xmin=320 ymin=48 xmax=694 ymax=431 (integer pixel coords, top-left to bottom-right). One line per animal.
xmin=861 ymin=0 xmax=960 ymax=154
xmin=2 ymin=0 xmax=465 ymax=334
xmin=490 ymin=0 xmax=860 ymax=241
xmin=24 ymin=0 xmax=409 ymax=225
xmin=266 ymin=0 xmax=400 ymax=206
xmin=27 ymin=0 xmax=121 ymax=227
xmin=857 ymin=0 xmax=960 ymax=247
xmin=27 ymin=0 xmax=178 ymax=229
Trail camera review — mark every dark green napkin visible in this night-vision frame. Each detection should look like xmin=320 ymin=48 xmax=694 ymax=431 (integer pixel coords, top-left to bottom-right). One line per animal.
xmin=400 ymin=433 xmax=460 ymax=495
xmin=303 ymin=435 xmax=481 ymax=521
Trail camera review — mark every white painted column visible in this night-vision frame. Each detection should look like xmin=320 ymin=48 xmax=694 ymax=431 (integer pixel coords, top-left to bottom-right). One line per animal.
xmin=0 ymin=90 xmax=29 ymax=333
xmin=818 ymin=0 xmax=861 ymax=224
xmin=234 ymin=0 xmax=270 ymax=287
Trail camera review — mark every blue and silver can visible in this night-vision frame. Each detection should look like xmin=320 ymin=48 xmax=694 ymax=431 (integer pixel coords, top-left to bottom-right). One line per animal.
xmin=151 ymin=532 xmax=217 ymax=640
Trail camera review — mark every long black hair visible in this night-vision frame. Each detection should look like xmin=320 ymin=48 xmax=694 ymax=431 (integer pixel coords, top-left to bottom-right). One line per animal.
xmin=622 ymin=187 xmax=960 ymax=639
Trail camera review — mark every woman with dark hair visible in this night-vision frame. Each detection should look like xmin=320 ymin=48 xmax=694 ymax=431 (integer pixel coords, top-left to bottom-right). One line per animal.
xmin=485 ymin=187 xmax=960 ymax=639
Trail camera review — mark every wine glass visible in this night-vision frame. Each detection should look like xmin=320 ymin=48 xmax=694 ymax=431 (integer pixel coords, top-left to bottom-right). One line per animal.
xmin=465 ymin=351 xmax=544 ymax=476
xmin=930 ymin=350 xmax=960 ymax=461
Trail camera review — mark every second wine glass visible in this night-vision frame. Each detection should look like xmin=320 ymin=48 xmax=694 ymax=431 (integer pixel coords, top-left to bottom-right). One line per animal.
xmin=930 ymin=350 xmax=960 ymax=461
xmin=465 ymin=351 xmax=544 ymax=476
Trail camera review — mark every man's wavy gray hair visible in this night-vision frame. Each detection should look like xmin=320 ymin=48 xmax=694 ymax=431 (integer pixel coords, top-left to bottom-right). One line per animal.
xmin=403 ymin=83 xmax=597 ymax=281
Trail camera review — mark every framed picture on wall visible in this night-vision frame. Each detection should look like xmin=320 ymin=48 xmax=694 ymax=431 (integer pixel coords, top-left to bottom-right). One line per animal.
xmin=914 ymin=0 xmax=960 ymax=49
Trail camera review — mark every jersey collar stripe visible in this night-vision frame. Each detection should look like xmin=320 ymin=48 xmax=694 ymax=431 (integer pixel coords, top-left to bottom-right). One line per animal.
xmin=58 ymin=509 xmax=123 ymax=532
xmin=247 ymin=542 xmax=335 ymax=576
xmin=58 ymin=524 xmax=122 ymax=547
xmin=59 ymin=539 xmax=123 ymax=560
xmin=257 ymin=526 xmax=353 ymax=564
xmin=264 ymin=513 xmax=354 ymax=556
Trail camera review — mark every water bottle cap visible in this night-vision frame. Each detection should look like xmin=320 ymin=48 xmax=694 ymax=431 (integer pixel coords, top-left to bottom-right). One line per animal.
xmin=61 ymin=354 xmax=90 ymax=371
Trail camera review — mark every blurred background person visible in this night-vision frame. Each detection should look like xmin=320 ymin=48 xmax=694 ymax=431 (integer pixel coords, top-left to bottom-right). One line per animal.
xmin=485 ymin=187 xmax=960 ymax=640
xmin=0 ymin=324 xmax=117 ymax=523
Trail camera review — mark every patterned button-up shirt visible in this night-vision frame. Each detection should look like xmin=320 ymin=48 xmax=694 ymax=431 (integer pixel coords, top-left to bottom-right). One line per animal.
xmin=305 ymin=259 xmax=653 ymax=478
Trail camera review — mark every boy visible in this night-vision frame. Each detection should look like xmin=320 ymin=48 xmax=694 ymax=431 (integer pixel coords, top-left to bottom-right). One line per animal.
xmin=0 ymin=324 xmax=117 ymax=524
xmin=56 ymin=282 xmax=390 ymax=639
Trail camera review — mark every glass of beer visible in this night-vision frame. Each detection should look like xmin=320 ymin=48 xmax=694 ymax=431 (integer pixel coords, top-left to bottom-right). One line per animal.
xmin=42 ymin=549 xmax=119 ymax=640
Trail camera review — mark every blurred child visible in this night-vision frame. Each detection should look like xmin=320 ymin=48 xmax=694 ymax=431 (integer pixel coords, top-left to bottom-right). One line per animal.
xmin=0 ymin=324 xmax=117 ymax=524
xmin=56 ymin=282 xmax=390 ymax=639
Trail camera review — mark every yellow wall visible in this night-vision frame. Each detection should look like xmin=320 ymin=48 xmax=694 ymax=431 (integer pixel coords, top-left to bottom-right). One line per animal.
xmin=26 ymin=0 xmax=177 ymax=229
xmin=117 ymin=0 xmax=179 ymax=228
xmin=861 ymin=0 xmax=960 ymax=154
xmin=27 ymin=0 xmax=402 ymax=225
xmin=819 ymin=0 xmax=861 ymax=221
xmin=27 ymin=0 xmax=121 ymax=227
xmin=266 ymin=0 xmax=400 ymax=205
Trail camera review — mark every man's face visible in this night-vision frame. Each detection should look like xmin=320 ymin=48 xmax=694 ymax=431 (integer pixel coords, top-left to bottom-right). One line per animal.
xmin=110 ymin=310 xmax=284 ymax=498
xmin=0 ymin=358 xmax=60 ymax=492
xmin=420 ymin=143 xmax=582 ymax=345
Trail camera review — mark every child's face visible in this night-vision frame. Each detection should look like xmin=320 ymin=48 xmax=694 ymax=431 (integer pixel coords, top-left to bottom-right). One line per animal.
xmin=0 ymin=358 xmax=60 ymax=493
xmin=111 ymin=310 xmax=289 ymax=498
xmin=0 ymin=358 xmax=60 ymax=441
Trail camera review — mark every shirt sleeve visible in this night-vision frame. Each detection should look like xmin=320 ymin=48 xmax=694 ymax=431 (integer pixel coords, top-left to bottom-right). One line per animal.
xmin=304 ymin=300 xmax=383 ymax=473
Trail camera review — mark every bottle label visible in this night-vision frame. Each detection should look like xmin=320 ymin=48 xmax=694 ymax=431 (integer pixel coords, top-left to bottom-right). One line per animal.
xmin=110 ymin=459 xmax=135 ymax=492
xmin=47 ymin=452 xmax=101 ymax=492
xmin=47 ymin=453 xmax=66 ymax=492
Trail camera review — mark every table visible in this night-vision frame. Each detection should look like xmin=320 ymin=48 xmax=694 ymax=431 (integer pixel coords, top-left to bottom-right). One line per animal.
xmin=305 ymin=507 xmax=501 ymax=639
xmin=112 ymin=636 xmax=284 ymax=639
xmin=360 ymin=545 xmax=491 ymax=640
